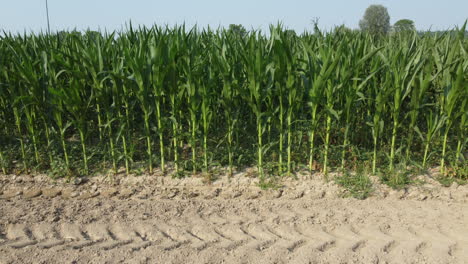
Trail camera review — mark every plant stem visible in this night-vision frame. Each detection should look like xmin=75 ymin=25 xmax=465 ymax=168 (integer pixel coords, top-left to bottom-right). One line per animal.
xmin=324 ymin=114 xmax=331 ymax=176
xmin=373 ymin=134 xmax=378 ymax=175
xmin=0 ymin=150 xmax=6 ymax=174
xmin=422 ymin=141 xmax=430 ymax=168
xmin=108 ymin=114 xmax=117 ymax=174
xmin=156 ymin=101 xmax=165 ymax=174
xmin=287 ymin=112 xmax=292 ymax=176
xmin=144 ymin=113 xmax=153 ymax=174
xmin=43 ymin=119 xmax=53 ymax=166
xmin=227 ymin=119 xmax=233 ymax=177
xmin=279 ymin=95 xmax=283 ymax=175
xmin=14 ymin=108 xmax=27 ymax=170
xmin=79 ymin=129 xmax=88 ymax=175
xmin=389 ymin=119 xmax=398 ymax=171
xmin=341 ymin=124 xmax=349 ymax=170
xmin=173 ymin=122 xmax=179 ymax=173
xmin=60 ymin=129 xmax=70 ymax=170
xmin=30 ymin=122 xmax=40 ymax=165
xmin=96 ymin=103 xmax=103 ymax=141
xmin=118 ymin=110 xmax=130 ymax=174
xmin=122 ymin=134 xmax=129 ymax=174
xmin=191 ymin=112 xmax=197 ymax=174
xmin=257 ymin=116 xmax=263 ymax=178
xmin=308 ymin=108 xmax=317 ymax=171
xmin=441 ymin=130 xmax=449 ymax=175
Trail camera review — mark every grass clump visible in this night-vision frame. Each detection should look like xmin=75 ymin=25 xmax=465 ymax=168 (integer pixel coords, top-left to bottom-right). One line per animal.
xmin=258 ymin=177 xmax=283 ymax=190
xmin=437 ymin=165 xmax=468 ymax=187
xmin=336 ymin=166 xmax=373 ymax=200
xmin=379 ymin=169 xmax=411 ymax=190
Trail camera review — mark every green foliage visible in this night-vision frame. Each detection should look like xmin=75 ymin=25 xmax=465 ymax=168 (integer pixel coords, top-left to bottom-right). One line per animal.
xmin=0 ymin=24 xmax=466 ymax=182
xmin=0 ymin=149 xmax=10 ymax=174
xmin=228 ymin=24 xmax=247 ymax=38
xmin=258 ymin=177 xmax=283 ymax=190
xmin=437 ymin=177 xmax=467 ymax=187
xmin=394 ymin=19 xmax=416 ymax=32
xmin=359 ymin=5 xmax=391 ymax=35
xmin=336 ymin=167 xmax=373 ymax=200
xmin=379 ymin=166 xmax=412 ymax=190
xmin=48 ymin=157 xmax=70 ymax=179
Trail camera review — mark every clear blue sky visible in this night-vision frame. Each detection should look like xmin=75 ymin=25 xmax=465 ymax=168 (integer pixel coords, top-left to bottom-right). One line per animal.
xmin=1 ymin=0 xmax=467 ymax=33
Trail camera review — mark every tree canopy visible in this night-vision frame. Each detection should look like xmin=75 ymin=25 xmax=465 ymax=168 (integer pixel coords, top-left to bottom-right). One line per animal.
xmin=359 ymin=5 xmax=391 ymax=35
xmin=393 ymin=19 xmax=416 ymax=32
xmin=228 ymin=24 xmax=247 ymax=37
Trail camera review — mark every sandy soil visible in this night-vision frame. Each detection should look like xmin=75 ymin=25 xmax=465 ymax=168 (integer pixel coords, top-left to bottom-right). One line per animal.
xmin=1 ymin=170 xmax=467 ymax=264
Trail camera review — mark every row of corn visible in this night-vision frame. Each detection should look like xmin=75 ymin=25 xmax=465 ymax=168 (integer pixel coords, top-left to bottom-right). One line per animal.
xmin=0 ymin=25 xmax=466 ymax=178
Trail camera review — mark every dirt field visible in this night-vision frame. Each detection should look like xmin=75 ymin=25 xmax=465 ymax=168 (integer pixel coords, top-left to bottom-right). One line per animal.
xmin=1 ymin=171 xmax=468 ymax=264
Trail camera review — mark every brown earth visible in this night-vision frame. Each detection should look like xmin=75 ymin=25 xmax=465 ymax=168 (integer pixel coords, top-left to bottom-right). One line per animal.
xmin=1 ymin=170 xmax=467 ymax=264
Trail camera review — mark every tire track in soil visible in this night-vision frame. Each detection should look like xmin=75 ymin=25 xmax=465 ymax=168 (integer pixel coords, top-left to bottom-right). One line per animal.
xmin=1 ymin=192 xmax=468 ymax=264
xmin=2 ymin=220 xmax=465 ymax=263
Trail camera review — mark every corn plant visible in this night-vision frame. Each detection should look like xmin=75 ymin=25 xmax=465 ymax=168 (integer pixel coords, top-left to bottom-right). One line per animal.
xmin=241 ymin=33 xmax=272 ymax=178
xmin=125 ymin=28 xmax=155 ymax=174
xmin=306 ymin=37 xmax=341 ymax=174
xmin=415 ymin=110 xmax=445 ymax=168
xmin=213 ymin=33 xmax=240 ymax=177
xmin=368 ymin=55 xmax=388 ymax=175
xmin=150 ymin=32 xmax=170 ymax=174
xmin=440 ymin=64 xmax=465 ymax=174
xmin=0 ymin=24 xmax=466 ymax=180
xmin=405 ymin=54 xmax=436 ymax=163
xmin=337 ymin=32 xmax=382 ymax=171
xmin=303 ymin=39 xmax=323 ymax=172
xmin=382 ymin=34 xmax=422 ymax=171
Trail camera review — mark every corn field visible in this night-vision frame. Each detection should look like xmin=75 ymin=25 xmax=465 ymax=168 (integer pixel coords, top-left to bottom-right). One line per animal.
xmin=0 ymin=25 xmax=466 ymax=179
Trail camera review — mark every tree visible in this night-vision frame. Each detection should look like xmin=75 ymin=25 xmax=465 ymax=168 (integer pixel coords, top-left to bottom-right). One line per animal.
xmin=285 ymin=29 xmax=297 ymax=37
xmin=393 ymin=19 xmax=416 ymax=32
xmin=228 ymin=24 xmax=247 ymax=37
xmin=359 ymin=5 xmax=391 ymax=35
xmin=335 ymin=25 xmax=355 ymax=33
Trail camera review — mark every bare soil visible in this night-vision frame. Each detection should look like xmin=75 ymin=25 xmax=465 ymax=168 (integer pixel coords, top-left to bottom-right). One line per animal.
xmin=1 ymin=170 xmax=467 ymax=264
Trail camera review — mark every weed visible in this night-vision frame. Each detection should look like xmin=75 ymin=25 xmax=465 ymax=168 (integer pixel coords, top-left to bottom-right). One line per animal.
xmin=336 ymin=166 xmax=373 ymax=200
xmin=258 ymin=178 xmax=283 ymax=190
